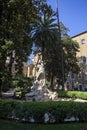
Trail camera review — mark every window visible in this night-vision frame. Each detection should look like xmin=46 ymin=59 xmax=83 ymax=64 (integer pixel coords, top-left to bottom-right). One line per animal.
xmin=81 ymin=39 xmax=85 ymax=44
xmin=83 ymin=56 xmax=86 ymax=63
xmin=71 ymin=73 xmax=74 ymax=79
xmin=66 ymin=82 xmax=69 ymax=85
xmin=81 ymin=56 xmax=86 ymax=63
xmin=78 ymin=74 xmax=81 ymax=79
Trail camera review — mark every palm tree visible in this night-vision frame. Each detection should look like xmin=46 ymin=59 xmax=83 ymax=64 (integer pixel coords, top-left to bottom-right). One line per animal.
xmin=31 ymin=11 xmax=59 ymax=89
xmin=32 ymin=12 xmax=58 ymax=62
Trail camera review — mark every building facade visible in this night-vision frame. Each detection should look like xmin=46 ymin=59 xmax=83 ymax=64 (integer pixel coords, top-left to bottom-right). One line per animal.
xmin=66 ymin=31 xmax=87 ymax=90
xmin=24 ymin=52 xmax=42 ymax=78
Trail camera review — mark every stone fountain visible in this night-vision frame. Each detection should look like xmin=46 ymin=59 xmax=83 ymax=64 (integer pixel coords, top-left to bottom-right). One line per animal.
xmin=25 ymin=61 xmax=58 ymax=101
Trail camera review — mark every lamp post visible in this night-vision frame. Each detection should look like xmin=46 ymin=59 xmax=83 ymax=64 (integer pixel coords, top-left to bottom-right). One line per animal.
xmin=56 ymin=0 xmax=64 ymax=90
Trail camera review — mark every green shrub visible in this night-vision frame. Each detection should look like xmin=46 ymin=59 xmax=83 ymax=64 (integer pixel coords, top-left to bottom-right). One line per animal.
xmin=0 ymin=100 xmax=87 ymax=123
xmin=0 ymin=100 xmax=18 ymax=119
xmin=58 ymin=91 xmax=87 ymax=100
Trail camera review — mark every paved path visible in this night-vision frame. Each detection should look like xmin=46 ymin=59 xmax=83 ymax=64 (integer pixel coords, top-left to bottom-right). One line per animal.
xmin=1 ymin=92 xmax=87 ymax=102
xmin=57 ymin=98 xmax=87 ymax=102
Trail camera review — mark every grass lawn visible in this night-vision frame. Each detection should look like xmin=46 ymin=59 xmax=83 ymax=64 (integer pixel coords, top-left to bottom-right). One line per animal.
xmin=0 ymin=120 xmax=87 ymax=130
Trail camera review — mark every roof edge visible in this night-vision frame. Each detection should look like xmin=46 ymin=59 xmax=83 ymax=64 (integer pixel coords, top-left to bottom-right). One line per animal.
xmin=72 ymin=31 xmax=87 ymax=38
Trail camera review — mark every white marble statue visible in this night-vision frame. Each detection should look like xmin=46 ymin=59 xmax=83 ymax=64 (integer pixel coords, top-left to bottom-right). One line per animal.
xmin=25 ymin=60 xmax=58 ymax=101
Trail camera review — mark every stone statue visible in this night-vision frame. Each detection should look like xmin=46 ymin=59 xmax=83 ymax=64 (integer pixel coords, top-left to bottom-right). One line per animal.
xmin=25 ymin=57 xmax=58 ymax=101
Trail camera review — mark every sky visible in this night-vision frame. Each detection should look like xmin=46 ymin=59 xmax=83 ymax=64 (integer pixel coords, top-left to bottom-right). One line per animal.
xmin=47 ymin=0 xmax=87 ymax=37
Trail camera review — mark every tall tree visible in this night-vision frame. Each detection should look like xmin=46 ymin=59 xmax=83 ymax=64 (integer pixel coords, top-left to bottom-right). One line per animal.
xmin=32 ymin=6 xmax=60 ymax=89
xmin=0 ymin=0 xmax=36 ymax=74
xmin=62 ymin=36 xmax=80 ymax=77
xmin=43 ymin=24 xmax=80 ymax=90
xmin=0 ymin=0 xmax=48 ymax=94
xmin=32 ymin=7 xmax=58 ymax=62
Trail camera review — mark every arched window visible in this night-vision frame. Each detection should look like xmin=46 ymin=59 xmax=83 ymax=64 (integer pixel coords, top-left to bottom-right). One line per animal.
xmin=71 ymin=73 xmax=74 ymax=79
xmin=81 ymin=56 xmax=86 ymax=63
xmin=81 ymin=39 xmax=85 ymax=44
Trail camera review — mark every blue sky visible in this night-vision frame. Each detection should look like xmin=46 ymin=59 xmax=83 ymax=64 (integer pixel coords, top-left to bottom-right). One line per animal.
xmin=47 ymin=0 xmax=87 ymax=37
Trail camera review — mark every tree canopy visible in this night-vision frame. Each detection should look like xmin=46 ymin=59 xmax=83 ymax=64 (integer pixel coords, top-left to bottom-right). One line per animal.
xmin=0 ymin=0 xmax=50 ymax=93
xmin=0 ymin=0 xmax=80 ymax=92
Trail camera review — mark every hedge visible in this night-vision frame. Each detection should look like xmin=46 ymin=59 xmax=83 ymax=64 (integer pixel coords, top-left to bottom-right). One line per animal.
xmin=58 ymin=91 xmax=87 ymax=100
xmin=0 ymin=99 xmax=87 ymax=123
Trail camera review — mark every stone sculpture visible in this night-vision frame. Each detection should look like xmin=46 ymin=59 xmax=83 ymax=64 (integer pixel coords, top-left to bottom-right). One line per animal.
xmin=25 ymin=61 xmax=58 ymax=101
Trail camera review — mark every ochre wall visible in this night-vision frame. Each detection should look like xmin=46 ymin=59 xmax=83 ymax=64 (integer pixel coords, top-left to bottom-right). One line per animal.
xmin=72 ymin=32 xmax=87 ymax=57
